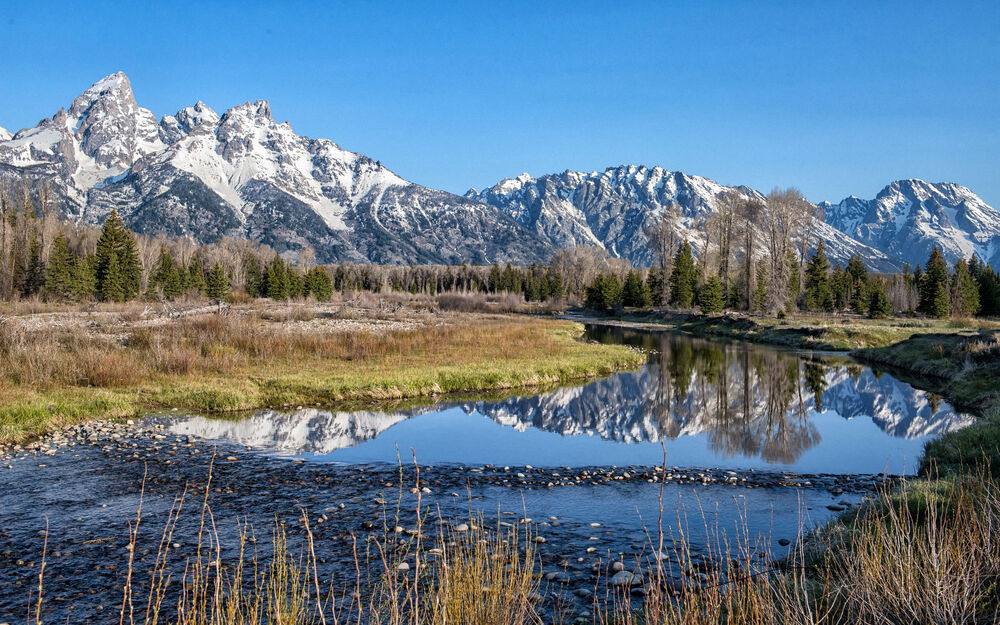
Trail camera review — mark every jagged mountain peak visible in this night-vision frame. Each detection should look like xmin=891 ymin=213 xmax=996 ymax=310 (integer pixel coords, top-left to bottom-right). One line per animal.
xmin=68 ymin=71 xmax=135 ymax=116
xmin=0 ymin=126 xmax=10 ymax=142
xmin=471 ymin=165 xmax=903 ymax=270
xmin=0 ymin=73 xmax=551 ymax=266
xmin=823 ymin=179 xmax=1000 ymax=267
xmin=159 ymin=101 xmax=220 ymax=143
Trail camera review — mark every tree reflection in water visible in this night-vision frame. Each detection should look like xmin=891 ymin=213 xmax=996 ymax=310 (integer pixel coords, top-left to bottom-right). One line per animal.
xmin=588 ymin=326 xmax=831 ymax=464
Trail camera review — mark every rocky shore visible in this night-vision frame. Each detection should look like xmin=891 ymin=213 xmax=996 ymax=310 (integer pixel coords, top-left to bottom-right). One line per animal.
xmin=1 ymin=420 xmax=886 ymax=623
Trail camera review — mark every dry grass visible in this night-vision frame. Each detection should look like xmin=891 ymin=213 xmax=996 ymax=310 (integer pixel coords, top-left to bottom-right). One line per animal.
xmin=0 ymin=308 xmax=644 ymax=445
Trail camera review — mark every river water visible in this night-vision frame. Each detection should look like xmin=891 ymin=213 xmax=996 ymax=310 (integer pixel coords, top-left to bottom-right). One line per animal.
xmin=0 ymin=325 xmax=974 ymax=622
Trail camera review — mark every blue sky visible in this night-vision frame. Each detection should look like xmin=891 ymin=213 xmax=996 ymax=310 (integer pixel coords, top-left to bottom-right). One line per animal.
xmin=1 ymin=1 xmax=997 ymax=205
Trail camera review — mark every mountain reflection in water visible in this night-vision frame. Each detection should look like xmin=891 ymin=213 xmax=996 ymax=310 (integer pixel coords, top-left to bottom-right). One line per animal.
xmin=148 ymin=328 xmax=973 ymax=471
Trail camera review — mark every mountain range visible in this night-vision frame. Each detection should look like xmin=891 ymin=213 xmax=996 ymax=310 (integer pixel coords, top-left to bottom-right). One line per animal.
xmin=1 ymin=72 xmax=998 ymax=269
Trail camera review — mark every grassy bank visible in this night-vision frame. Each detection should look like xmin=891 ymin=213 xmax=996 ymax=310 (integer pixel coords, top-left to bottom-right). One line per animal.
xmin=578 ymin=309 xmax=1000 ymax=351
xmin=0 ymin=310 xmax=644 ymax=446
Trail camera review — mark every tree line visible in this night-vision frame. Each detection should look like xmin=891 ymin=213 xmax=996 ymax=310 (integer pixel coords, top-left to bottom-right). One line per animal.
xmin=1 ymin=180 xmax=998 ymax=319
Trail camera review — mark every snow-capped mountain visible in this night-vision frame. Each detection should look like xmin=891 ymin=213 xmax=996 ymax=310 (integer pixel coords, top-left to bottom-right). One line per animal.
xmin=469 ymin=166 xmax=905 ymax=271
xmin=0 ymin=72 xmax=551 ymax=264
xmin=3 ymin=73 xmax=994 ymax=270
xmin=821 ymin=180 xmax=1000 ymax=268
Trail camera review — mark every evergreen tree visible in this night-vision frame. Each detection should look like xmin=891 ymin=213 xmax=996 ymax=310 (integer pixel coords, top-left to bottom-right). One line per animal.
xmin=850 ymin=281 xmax=870 ymax=315
xmin=622 ymin=270 xmax=651 ymax=307
xmin=94 ymin=210 xmax=141 ymax=301
xmin=585 ymin=273 xmax=623 ymax=312
xmin=265 ymin=254 xmax=289 ymax=300
xmin=830 ymin=263 xmax=848 ymax=310
xmin=646 ymin=269 xmax=664 ymax=306
xmin=669 ymin=241 xmax=697 ymax=308
xmin=43 ymin=233 xmax=77 ymax=300
xmin=102 ymin=251 xmax=125 ymax=302
xmin=977 ymin=264 xmax=1000 ymax=317
xmin=305 ymin=266 xmax=333 ymax=301
xmin=186 ymin=258 xmax=206 ymax=295
xmin=119 ymin=230 xmax=142 ymax=298
xmin=698 ymin=276 xmax=725 ymax=314
xmin=932 ymin=284 xmax=950 ymax=319
xmin=949 ymin=258 xmax=979 ymax=317
xmin=919 ymin=247 xmax=950 ymax=318
xmin=868 ymin=282 xmax=892 ymax=319
xmin=147 ymin=247 xmax=183 ymax=300
xmin=287 ymin=269 xmax=305 ymax=298
xmin=205 ymin=262 xmax=231 ymax=301
xmin=245 ymin=253 xmax=263 ymax=297
xmin=163 ymin=266 xmax=184 ymax=300
xmin=846 ymin=254 xmax=868 ymax=285
xmin=804 ymin=241 xmax=833 ymax=312
xmin=20 ymin=235 xmax=44 ymax=297
xmin=75 ymin=254 xmax=98 ymax=299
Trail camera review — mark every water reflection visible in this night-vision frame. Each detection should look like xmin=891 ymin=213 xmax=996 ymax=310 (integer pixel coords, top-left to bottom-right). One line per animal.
xmin=147 ymin=327 xmax=974 ymax=470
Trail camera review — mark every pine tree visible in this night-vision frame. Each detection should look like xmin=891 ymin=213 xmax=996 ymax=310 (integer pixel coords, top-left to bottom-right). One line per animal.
xmin=245 ymin=253 xmax=263 ymax=297
xmin=622 ymin=270 xmax=651 ymax=307
xmin=851 ymin=281 xmax=870 ymax=315
xmin=698 ymin=276 xmax=725 ymax=314
xmin=669 ymin=241 xmax=697 ymax=308
xmin=205 ymin=262 xmax=231 ymax=301
xmin=119 ymin=230 xmax=142 ymax=299
xmin=978 ymin=264 xmax=1000 ymax=316
xmin=830 ymin=264 xmax=848 ymax=310
xmin=868 ymin=282 xmax=892 ymax=319
xmin=75 ymin=254 xmax=97 ymax=299
xmin=287 ymin=269 xmax=305 ymax=299
xmin=305 ymin=266 xmax=333 ymax=301
xmin=164 ymin=267 xmax=184 ymax=300
xmin=585 ymin=273 xmax=623 ymax=312
xmin=646 ymin=269 xmax=664 ymax=306
xmin=44 ymin=233 xmax=77 ymax=300
xmin=949 ymin=258 xmax=979 ymax=317
xmin=266 ymin=254 xmax=289 ymax=300
xmin=94 ymin=210 xmax=141 ymax=301
xmin=919 ymin=247 xmax=950 ymax=318
xmin=186 ymin=258 xmax=206 ymax=295
xmin=102 ymin=251 xmax=125 ymax=302
xmin=804 ymin=241 xmax=833 ymax=312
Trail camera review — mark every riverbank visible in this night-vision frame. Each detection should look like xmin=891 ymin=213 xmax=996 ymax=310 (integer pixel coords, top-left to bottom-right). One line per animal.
xmin=0 ymin=301 xmax=644 ymax=446
xmin=854 ymin=331 xmax=1000 ymax=476
xmin=570 ymin=309 xmax=1000 ymax=351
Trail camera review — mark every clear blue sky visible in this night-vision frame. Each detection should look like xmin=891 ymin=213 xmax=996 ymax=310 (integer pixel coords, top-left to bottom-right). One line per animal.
xmin=1 ymin=1 xmax=997 ymax=206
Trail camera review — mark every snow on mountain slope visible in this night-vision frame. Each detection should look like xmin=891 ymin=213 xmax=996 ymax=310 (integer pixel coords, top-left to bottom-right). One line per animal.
xmin=0 ymin=73 xmax=551 ymax=264
xmin=0 ymin=127 xmax=11 ymax=142
xmin=821 ymin=180 xmax=1000 ymax=267
xmin=470 ymin=165 xmax=904 ymax=271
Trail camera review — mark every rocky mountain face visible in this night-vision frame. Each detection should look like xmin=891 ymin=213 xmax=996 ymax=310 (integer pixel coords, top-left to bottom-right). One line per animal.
xmin=468 ymin=166 xmax=905 ymax=271
xmin=0 ymin=73 xmax=551 ymax=264
xmin=820 ymin=179 xmax=1000 ymax=268
xmin=2 ymin=73 xmax=994 ymax=269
